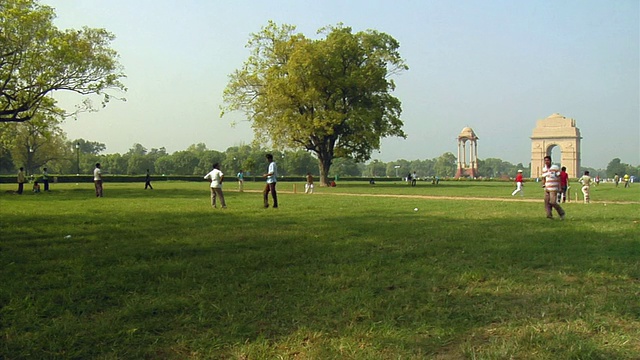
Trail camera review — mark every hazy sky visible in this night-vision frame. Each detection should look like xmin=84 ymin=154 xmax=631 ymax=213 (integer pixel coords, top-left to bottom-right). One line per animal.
xmin=46 ymin=0 xmax=639 ymax=169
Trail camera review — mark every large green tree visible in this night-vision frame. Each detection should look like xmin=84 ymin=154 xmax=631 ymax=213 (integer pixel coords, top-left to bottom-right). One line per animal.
xmin=222 ymin=22 xmax=407 ymax=186
xmin=0 ymin=0 xmax=126 ymax=123
xmin=434 ymin=152 xmax=457 ymax=177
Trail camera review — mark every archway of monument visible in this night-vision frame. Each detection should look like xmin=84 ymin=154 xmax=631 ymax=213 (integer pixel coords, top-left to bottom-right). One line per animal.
xmin=530 ymin=113 xmax=581 ymax=178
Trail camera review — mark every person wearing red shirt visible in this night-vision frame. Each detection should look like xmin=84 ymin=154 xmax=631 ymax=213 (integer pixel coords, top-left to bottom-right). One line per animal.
xmin=559 ymin=166 xmax=569 ymax=203
xmin=511 ymin=170 xmax=524 ymax=196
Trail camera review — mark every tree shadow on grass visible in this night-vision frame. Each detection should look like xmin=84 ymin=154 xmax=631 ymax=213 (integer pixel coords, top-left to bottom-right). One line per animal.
xmin=1 ymin=199 xmax=638 ymax=358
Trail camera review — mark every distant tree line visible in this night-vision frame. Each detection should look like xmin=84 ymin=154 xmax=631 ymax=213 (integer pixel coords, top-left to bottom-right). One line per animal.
xmin=1 ymin=131 xmax=637 ymax=179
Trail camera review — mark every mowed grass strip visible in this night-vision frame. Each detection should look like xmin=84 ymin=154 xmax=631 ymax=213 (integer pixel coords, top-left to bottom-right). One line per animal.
xmin=1 ymin=182 xmax=639 ymax=359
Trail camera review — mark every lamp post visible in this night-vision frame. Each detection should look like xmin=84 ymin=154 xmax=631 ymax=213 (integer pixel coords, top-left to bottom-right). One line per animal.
xmin=75 ymin=142 xmax=80 ymax=175
xmin=28 ymin=146 xmax=33 ymax=177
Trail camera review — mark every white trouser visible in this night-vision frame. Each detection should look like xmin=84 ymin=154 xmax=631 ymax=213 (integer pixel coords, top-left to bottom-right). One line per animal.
xmin=511 ymin=182 xmax=523 ymax=196
xmin=581 ymin=185 xmax=590 ymax=203
xmin=305 ymin=183 xmax=314 ymax=194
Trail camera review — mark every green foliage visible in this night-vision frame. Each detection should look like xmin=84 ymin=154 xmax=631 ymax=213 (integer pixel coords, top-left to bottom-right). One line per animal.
xmin=434 ymin=151 xmax=457 ymax=177
xmin=73 ymin=139 xmax=107 ymax=155
xmin=0 ymin=0 xmax=126 ymax=123
xmin=607 ymin=158 xmax=639 ymax=178
xmin=222 ymin=21 xmax=408 ymax=185
xmin=3 ymin=113 xmax=68 ymax=174
xmin=1 ymin=182 xmax=638 ymax=359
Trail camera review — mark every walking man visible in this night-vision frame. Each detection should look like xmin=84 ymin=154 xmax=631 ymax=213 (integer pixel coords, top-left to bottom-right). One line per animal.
xmin=541 ymin=156 xmax=565 ymax=220
xmin=263 ymin=154 xmax=278 ymax=208
xmin=144 ymin=169 xmax=153 ymax=190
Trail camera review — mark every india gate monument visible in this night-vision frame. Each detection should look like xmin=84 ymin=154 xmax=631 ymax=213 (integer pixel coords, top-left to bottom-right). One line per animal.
xmin=530 ymin=113 xmax=582 ymax=178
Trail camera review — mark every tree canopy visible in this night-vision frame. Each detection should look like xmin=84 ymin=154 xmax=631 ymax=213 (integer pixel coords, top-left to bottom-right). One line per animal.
xmin=222 ymin=22 xmax=408 ymax=185
xmin=0 ymin=0 xmax=126 ymax=123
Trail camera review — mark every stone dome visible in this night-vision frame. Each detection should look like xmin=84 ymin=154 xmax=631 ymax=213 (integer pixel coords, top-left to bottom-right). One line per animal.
xmin=458 ymin=127 xmax=478 ymax=139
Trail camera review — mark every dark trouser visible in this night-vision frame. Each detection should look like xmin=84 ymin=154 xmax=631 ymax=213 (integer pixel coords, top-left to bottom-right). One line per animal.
xmin=544 ymin=191 xmax=565 ymax=218
xmin=17 ymin=182 xmax=24 ymax=194
xmin=263 ymin=182 xmax=278 ymax=208
xmin=94 ymin=180 xmax=103 ymax=197
xmin=145 ymin=181 xmax=153 ymax=189
xmin=560 ymin=186 xmax=567 ymax=202
xmin=43 ymin=179 xmax=49 ymax=191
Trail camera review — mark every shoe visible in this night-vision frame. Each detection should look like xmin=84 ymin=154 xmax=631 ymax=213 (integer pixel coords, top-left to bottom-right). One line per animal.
xmin=547 ymin=216 xmax=553 ymax=220
xmin=560 ymin=214 xmax=565 ymax=220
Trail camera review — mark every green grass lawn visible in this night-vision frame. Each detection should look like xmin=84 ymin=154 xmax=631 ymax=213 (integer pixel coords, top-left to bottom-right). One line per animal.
xmin=1 ymin=181 xmax=639 ymax=359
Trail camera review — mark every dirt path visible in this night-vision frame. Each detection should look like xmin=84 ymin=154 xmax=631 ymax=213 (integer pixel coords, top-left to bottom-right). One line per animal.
xmin=244 ymin=189 xmax=640 ymax=205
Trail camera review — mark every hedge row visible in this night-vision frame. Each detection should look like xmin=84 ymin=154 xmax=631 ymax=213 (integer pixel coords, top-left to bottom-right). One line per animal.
xmin=0 ymin=175 xmax=517 ymax=184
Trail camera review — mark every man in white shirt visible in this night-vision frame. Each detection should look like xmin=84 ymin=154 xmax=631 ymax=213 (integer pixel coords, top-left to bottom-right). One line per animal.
xmin=263 ymin=154 xmax=278 ymax=208
xmin=204 ymin=163 xmax=226 ymax=209
xmin=93 ymin=163 xmax=103 ymax=197
xmin=579 ymin=171 xmax=592 ymax=204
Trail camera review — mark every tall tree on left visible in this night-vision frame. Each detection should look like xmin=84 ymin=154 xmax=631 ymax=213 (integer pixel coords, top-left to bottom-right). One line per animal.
xmin=0 ymin=0 xmax=127 ymax=123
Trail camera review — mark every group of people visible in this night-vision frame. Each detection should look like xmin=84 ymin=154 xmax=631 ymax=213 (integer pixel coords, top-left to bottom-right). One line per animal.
xmin=511 ymin=155 xmax=618 ymax=220
xmin=613 ymin=173 xmax=632 ymax=188
xmin=204 ymin=153 xmax=280 ymax=209
xmin=15 ymin=167 xmax=51 ymax=194
xmin=16 ymin=155 xmax=632 ymax=215
xmin=407 ymin=171 xmax=418 ymax=186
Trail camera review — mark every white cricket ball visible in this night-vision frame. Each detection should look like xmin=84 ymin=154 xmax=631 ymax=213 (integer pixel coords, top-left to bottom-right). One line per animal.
xmin=414 ymin=208 xmax=419 ymax=212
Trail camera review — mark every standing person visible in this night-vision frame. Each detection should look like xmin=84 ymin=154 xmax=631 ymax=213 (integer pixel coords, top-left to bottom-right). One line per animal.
xmin=263 ymin=153 xmax=278 ymax=208
xmin=411 ymin=171 xmax=417 ymax=186
xmin=42 ymin=167 xmax=50 ymax=191
xmin=204 ymin=163 xmax=226 ymax=209
xmin=623 ymin=174 xmax=630 ymax=188
xmin=579 ymin=170 xmax=592 ymax=204
xmin=511 ymin=169 xmax=524 ymax=196
xmin=17 ymin=167 xmax=26 ymax=194
xmin=614 ymin=173 xmax=620 ymax=187
xmin=93 ymin=163 xmax=103 ymax=197
xmin=559 ymin=166 xmax=569 ymax=203
xmin=305 ymin=172 xmax=314 ymax=194
xmin=541 ymin=160 xmax=565 ymax=220
xmin=144 ymin=169 xmax=153 ymax=190
xmin=237 ymin=169 xmax=244 ymax=192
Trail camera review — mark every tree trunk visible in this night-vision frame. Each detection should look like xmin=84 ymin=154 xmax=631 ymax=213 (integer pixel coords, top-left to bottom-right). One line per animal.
xmin=317 ymin=153 xmax=333 ymax=186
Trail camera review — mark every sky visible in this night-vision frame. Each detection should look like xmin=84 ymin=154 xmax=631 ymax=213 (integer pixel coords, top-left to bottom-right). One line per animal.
xmin=45 ymin=0 xmax=639 ymax=169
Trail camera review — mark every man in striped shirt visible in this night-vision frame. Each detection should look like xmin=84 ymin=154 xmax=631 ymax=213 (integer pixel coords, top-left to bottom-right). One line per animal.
xmin=541 ymin=156 xmax=566 ymax=220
